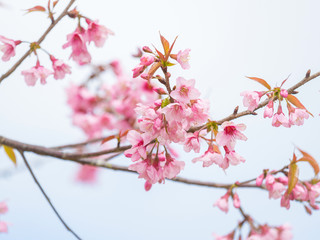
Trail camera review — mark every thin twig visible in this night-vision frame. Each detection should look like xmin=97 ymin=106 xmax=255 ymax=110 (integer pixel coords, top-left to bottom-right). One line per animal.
xmin=0 ymin=0 xmax=76 ymax=84
xmin=19 ymin=151 xmax=82 ymax=240
xmin=51 ymin=136 xmax=108 ymax=150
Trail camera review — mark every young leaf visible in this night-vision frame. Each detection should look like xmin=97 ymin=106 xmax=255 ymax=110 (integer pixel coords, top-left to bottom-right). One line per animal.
xmin=246 ymin=76 xmax=271 ymax=90
xmin=3 ymin=145 xmax=16 ymax=165
xmin=167 ymin=36 xmax=178 ymax=61
xmin=101 ymin=135 xmax=116 ymax=145
xmin=147 ymin=62 xmax=161 ymax=79
xmin=287 ymin=162 xmax=299 ymax=194
xmin=160 ymin=34 xmax=170 ymax=56
xmin=287 ymin=94 xmax=313 ymax=116
xmin=296 ymin=148 xmax=319 ymax=175
xmin=25 ymin=5 xmax=46 ymax=14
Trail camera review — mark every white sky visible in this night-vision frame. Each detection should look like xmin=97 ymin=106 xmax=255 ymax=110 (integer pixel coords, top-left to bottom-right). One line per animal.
xmin=0 ymin=0 xmax=320 ymax=239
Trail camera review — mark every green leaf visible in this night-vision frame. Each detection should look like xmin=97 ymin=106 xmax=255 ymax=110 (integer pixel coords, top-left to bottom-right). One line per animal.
xmin=3 ymin=145 xmax=16 ymax=166
xmin=161 ymin=97 xmax=170 ymax=108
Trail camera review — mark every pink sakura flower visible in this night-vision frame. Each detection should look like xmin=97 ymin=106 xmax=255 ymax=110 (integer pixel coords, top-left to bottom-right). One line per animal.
xmin=129 ymin=159 xmax=160 ymax=184
xmin=281 ymin=194 xmax=290 ymax=209
xmin=66 ymin=84 xmax=97 ymax=114
xmin=124 ymin=130 xmax=147 ymax=162
xmin=272 ymin=104 xmax=290 ymax=128
xmin=216 ymin=121 xmax=247 ymax=150
xmin=188 ymin=99 xmax=210 ymax=126
xmin=240 ymin=91 xmax=262 ymax=111
xmin=63 ymin=27 xmax=91 ymax=65
xmin=0 ymin=202 xmax=8 ymax=214
xmin=292 ymin=183 xmax=308 ymax=201
xmin=232 ymin=192 xmax=241 ymax=208
xmin=170 ymin=77 xmax=200 ymax=104
xmin=256 ymin=173 xmax=265 ymax=186
xmin=162 ymin=154 xmax=185 ymax=179
xmin=144 ymin=181 xmax=152 ymax=191
xmin=224 ymin=147 xmax=245 ymax=167
xmin=280 ymin=89 xmax=288 ymax=98
xmin=21 ymin=61 xmax=53 ymax=86
xmin=50 ymin=55 xmax=71 ymax=80
xmin=214 ymin=192 xmax=230 ymax=213
xmin=278 ymin=224 xmax=293 ymax=240
xmin=132 ymin=64 xmax=145 ymax=78
xmin=177 ymin=49 xmax=191 ymax=69
xmin=264 ymin=100 xmax=274 ymax=118
xmin=308 ymin=182 xmax=320 ymax=205
xmin=183 ymin=132 xmax=201 ymax=153
xmin=265 ymin=175 xmax=286 ymax=199
xmin=86 ymin=19 xmax=113 ymax=48
xmin=0 ymin=221 xmax=8 ymax=233
xmin=76 ymin=165 xmax=98 ymax=183
xmin=289 ymin=108 xmax=309 ymax=126
xmin=0 ymin=35 xmax=21 ymax=61
xmin=140 ymin=55 xmax=155 ymax=66
xmin=192 ymin=145 xmax=223 ymax=168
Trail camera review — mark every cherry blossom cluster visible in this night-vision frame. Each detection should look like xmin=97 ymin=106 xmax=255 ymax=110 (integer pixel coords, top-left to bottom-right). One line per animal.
xmin=0 ymin=201 xmax=8 ymax=234
xmin=241 ymin=77 xmax=310 ymax=127
xmin=256 ymin=171 xmax=320 ymax=212
xmin=0 ymin=5 xmax=112 ymax=86
xmin=213 ymin=223 xmax=292 ymax=240
xmin=214 ymin=189 xmax=240 ymax=213
xmin=67 ymin=60 xmax=158 ymax=139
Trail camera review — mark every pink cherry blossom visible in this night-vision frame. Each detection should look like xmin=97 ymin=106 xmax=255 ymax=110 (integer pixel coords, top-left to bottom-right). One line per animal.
xmin=63 ymin=27 xmax=91 ymax=65
xmin=308 ymin=182 xmax=320 ymax=205
xmin=140 ymin=55 xmax=155 ymax=66
xmin=264 ymin=100 xmax=274 ymax=118
xmin=170 ymin=77 xmax=200 ymax=103
xmin=21 ymin=61 xmax=53 ymax=86
xmin=192 ymin=145 xmax=223 ymax=168
xmin=50 ymin=55 xmax=71 ymax=80
xmin=124 ymin=130 xmax=147 ymax=162
xmin=0 ymin=221 xmax=8 ymax=233
xmin=216 ymin=121 xmax=247 ymax=149
xmin=66 ymin=84 xmax=97 ymax=113
xmin=289 ymin=108 xmax=309 ymax=126
xmin=232 ymin=192 xmax=241 ymax=208
xmin=256 ymin=173 xmax=265 ymax=186
xmin=132 ymin=64 xmax=145 ymax=78
xmin=272 ymin=104 xmax=290 ymax=128
xmin=177 ymin=49 xmax=191 ymax=69
xmin=183 ymin=132 xmax=201 ymax=153
xmin=76 ymin=165 xmax=98 ymax=183
xmin=0 ymin=202 xmax=8 ymax=214
xmin=128 ymin=159 xmax=160 ymax=184
xmin=0 ymin=35 xmax=21 ymax=61
xmin=162 ymin=155 xmax=185 ymax=179
xmin=280 ymin=89 xmax=288 ymax=98
xmin=144 ymin=181 xmax=152 ymax=191
xmin=212 ymin=232 xmax=234 ymax=240
xmin=224 ymin=148 xmax=245 ymax=166
xmin=281 ymin=194 xmax=290 ymax=209
xmin=86 ymin=19 xmax=113 ymax=47
xmin=278 ymin=224 xmax=293 ymax=240
xmin=240 ymin=91 xmax=261 ymax=111
xmin=214 ymin=192 xmax=230 ymax=213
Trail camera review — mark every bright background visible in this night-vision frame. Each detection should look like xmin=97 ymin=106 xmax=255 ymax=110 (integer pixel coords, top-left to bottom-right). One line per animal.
xmin=0 ymin=0 xmax=320 ymax=239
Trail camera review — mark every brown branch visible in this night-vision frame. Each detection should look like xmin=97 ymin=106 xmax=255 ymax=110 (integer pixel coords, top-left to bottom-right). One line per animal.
xmin=0 ymin=135 xmax=130 ymax=160
xmin=191 ymin=71 xmax=320 ymax=132
xmin=0 ymin=0 xmax=76 ymax=84
xmin=19 ymin=151 xmax=81 ymax=240
xmin=51 ymin=136 xmax=108 ymax=150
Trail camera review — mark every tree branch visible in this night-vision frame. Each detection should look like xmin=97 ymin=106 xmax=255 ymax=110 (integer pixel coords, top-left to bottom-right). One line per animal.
xmin=19 ymin=151 xmax=82 ymax=240
xmin=0 ymin=0 xmax=76 ymax=84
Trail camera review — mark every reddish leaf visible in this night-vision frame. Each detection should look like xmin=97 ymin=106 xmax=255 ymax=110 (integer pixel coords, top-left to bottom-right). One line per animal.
xmin=147 ymin=62 xmax=161 ymax=78
xmin=119 ymin=130 xmax=129 ymax=138
xmin=3 ymin=145 xmax=16 ymax=166
xmin=287 ymin=162 xmax=299 ymax=194
xmin=167 ymin=36 xmax=178 ymax=61
xmin=101 ymin=135 xmax=115 ymax=145
xmin=296 ymin=148 xmax=319 ymax=175
xmin=25 ymin=5 xmax=46 ymax=14
xmin=53 ymin=0 xmax=59 ymax=8
xmin=287 ymin=94 xmax=313 ymax=116
xmin=154 ymin=47 xmax=165 ymax=62
xmin=160 ymin=34 xmax=170 ymax=56
xmin=246 ymin=76 xmax=271 ymax=90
